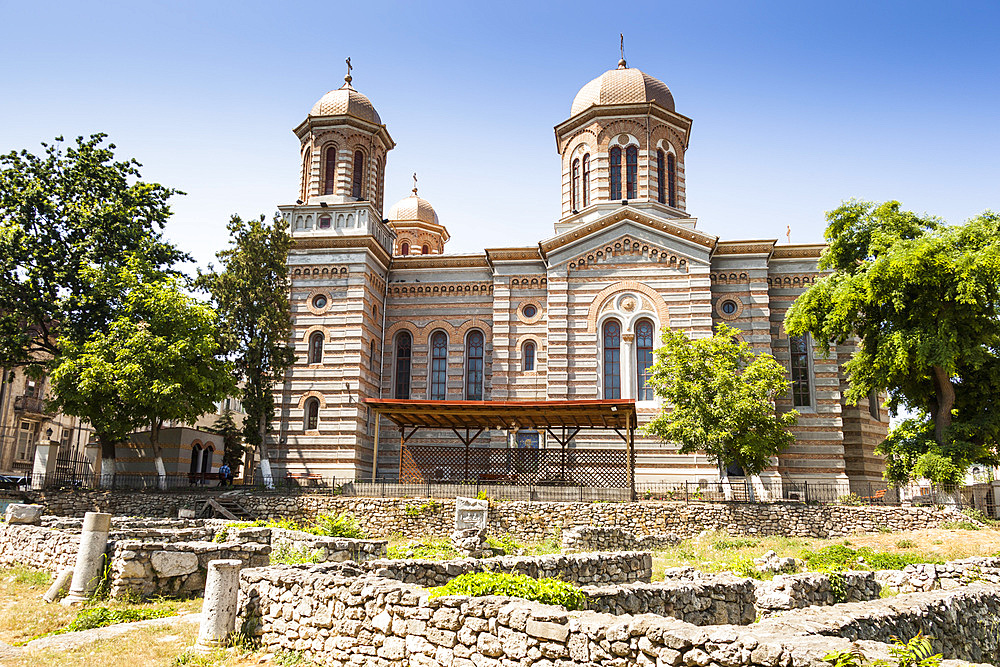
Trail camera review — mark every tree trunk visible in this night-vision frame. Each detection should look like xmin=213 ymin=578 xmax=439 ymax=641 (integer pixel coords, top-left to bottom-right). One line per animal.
xmin=150 ymin=419 xmax=166 ymax=491
xmin=718 ymin=458 xmax=733 ymax=501
xmin=99 ymin=437 xmax=116 ymax=488
xmin=258 ymin=414 xmax=273 ymax=489
xmin=931 ymin=365 xmax=955 ymax=446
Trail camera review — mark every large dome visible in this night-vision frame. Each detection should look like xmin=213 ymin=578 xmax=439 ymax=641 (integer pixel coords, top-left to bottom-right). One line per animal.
xmin=309 ymin=80 xmax=381 ymax=124
xmin=387 ymin=191 xmax=439 ymax=226
xmin=570 ymin=61 xmax=675 ymax=116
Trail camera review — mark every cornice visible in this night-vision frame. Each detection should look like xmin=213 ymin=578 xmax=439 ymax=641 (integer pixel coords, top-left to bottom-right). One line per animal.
xmin=293 ymin=115 xmax=395 ymax=150
xmin=485 ymin=247 xmax=544 ymax=262
xmin=539 ymin=208 xmax=717 ymax=257
xmin=291 ymin=235 xmax=391 ymax=267
xmin=713 ymin=239 xmax=778 ymax=256
xmin=392 ymin=254 xmax=490 ymax=270
xmin=771 ymin=244 xmax=826 ymax=259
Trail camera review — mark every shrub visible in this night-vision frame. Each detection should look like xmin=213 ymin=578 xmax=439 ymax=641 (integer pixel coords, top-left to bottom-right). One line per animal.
xmin=387 ymin=537 xmax=458 ymax=560
xmin=309 ymin=513 xmax=366 ymax=539
xmin=895 ymin=539 xmax=916 ymax=549
xmin=961 ymin=507 xmax=995 ymax=525
xmin=731 ymin=555 xmax=766 ymax=580
xmin=838 ymin=493 xmax=865 ymax=506
xmin=712 ymin=537 xmax=758 ymax=551
xmin=486 ymin=534 xmax=521 ymax=556
xmin=429 ymin=572 xmax=587 ymax=610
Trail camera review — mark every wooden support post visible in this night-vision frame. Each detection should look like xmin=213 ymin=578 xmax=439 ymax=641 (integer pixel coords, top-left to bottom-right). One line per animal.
xmin=371 ymin=413 xmax=381 ymax=483
xmin=627 ymin=424 xmax=635 ymax=500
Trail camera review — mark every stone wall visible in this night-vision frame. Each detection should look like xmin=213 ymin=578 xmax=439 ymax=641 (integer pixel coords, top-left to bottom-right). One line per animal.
xmin=110 ymin=540 xmax=270 ymax=598
xmin=15 ymin=489 xmax=973 ymax=540
xmin=754 ymin=571 xmax=881 ymax=616
xmin=238 ymin=563 xmax=1000 ymax=667
xmin=0 ymin=523 xmax=78 ymax=572
xmin=561 ymin=526 xmax=680 ymax=553
xmin=580 ymin=576 xmax=756 ymax=625
xmin=227 ymin=526 xmax=387 ymax=564
xmin=362 ymin=551 xmax=651 ymax=588
xmin=876 ymin=556 xmax=1000 ymax=593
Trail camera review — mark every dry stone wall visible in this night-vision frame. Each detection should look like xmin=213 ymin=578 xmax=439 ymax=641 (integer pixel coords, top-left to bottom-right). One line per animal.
xmin=111 ymin=540 xmax=270 ymax=598
xmin=363 ymin=551 xmax=651 ymax=588
xmin=0 ymin=523 xmax=79 ymax=571
xmin=238 ymin=563 xmax=1000 ymax=667
xmin=580 ymin=576 xmax=756 ymax=625
xmin=754 ymin=571 xmax=881 ymax=615
xmin=876 ymin=556 xmax=1000 ymax=593
xmin=14 ymin=489 xmax=973 ymax=540
xmin=561 ymin=526 xmax=680 ymax=553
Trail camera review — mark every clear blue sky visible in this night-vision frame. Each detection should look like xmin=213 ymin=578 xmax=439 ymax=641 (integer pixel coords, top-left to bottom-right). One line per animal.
xmin=2 ymin=0 xmax=998 ymax=268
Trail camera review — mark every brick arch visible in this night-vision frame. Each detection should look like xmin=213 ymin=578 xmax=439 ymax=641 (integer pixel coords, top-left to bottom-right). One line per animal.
xmin=297 ymin=390 xmax=326 ymax=410
xmin=586 ymin=281 xmax=670 ymax=333
xmin=384 ymin=319 xmax=493 ymax=343
xmin=301 ymin=324 xmax=329 ymax=342
xmin=597 ymin=120 xmax=648 ymax=149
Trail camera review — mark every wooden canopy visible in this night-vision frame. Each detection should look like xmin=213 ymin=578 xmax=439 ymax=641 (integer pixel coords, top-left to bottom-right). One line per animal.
xmin=360 ymin=398 xmax=637 ymax=431
xmin=362 ymin=399 xmax=638 ymax=495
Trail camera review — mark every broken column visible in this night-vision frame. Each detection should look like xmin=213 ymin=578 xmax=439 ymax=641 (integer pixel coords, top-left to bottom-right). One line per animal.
xmin=42 ymin=568 xmax=74 ymax=603
xmin=194 ymin=559 xmax=243 ymax=652
xmin=61 ymin=511 xmax=112 ymax=606
xmin=451 ymin=496 xmax=489 ymax=558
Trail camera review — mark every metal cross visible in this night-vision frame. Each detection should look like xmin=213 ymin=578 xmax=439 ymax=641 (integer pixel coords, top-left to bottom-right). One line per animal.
xmin=345 ymin=57 xmax=352 ymax=78
xmin=412 ymin=172 xmax=418 ymax=193
xmin=620 ymin=34 xmax=625 ymax=61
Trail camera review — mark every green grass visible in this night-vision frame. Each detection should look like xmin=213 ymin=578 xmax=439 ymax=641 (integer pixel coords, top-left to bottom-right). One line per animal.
xmin=429 ymin=572 xmax=587 ymax=610
xmin=387 ymin=537 xmax=458 ymax=560
xmin=798 ymin=544 xmax=940 ymax=572
xmin=214 ymin=512 xmax=367 ymax=543
xmin=941 ymin=520 xmax=982 ymax=531
xmin=270 ymin=543 xmax=323 ymax=565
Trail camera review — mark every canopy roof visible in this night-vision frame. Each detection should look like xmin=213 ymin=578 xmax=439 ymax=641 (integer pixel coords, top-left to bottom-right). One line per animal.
xmin=361 ymin=399 xmax=637 ymax=431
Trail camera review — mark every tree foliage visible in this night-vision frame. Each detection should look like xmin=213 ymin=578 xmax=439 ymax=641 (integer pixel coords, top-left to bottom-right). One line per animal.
xmin=197 ymin=214 xmax=295 ymax=482
xmin=0 ymin=134 xmax=186 ymax=371
xmin=211 ymin=407 xmax=247 ymax=473
xmin=785 ymin=200 xmax=1000 ymax=483
xmin=643 ymin=323 xmax=798 ymax=476
xmin=48 ymin=263 xmax=233 ymax=471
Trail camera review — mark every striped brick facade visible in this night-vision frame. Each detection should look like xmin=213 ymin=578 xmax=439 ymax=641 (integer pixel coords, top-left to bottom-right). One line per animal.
xmin=272 ymin=64 xmax=886 ymax=487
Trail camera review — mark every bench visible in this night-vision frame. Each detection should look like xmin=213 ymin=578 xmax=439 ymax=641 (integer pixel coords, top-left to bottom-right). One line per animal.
xmin=860 ymin=488 xmax=887 ymax=503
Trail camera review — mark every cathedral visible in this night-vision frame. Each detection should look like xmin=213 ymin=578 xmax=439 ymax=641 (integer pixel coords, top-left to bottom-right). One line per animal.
xmin=274 ymin=58 xmax=887 ymax=490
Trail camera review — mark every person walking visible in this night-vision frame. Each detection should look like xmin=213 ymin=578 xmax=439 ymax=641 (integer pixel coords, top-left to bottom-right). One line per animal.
xmin=218 ymin=463 xmax=232 ymax=487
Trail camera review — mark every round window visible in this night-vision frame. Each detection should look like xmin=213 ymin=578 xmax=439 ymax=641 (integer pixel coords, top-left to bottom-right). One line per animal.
xmin=721 ymin=300 xmax=738 ymax=315
xmin=522 ymin=304 xmax=537 ymax=318
xmin=312 ymin=294 xmax=328 ymax=309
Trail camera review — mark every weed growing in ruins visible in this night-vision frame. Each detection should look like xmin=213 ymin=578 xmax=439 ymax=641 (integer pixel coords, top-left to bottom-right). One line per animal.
xmin=270 ymin=543 xmax=323 ymax=565
xmin=731 ymin=555 xmax=770 ymax=580
xmin=272 ymin=649 xmax=310 ymax=665
xmin=940 ymin=520 xmax=981 ymax=531
xmin=822 ymin=632 xmax=942 ymax=667
xmin=429 ymin=572 xmax=587 ymax=610
xmin=713 ymin=537 xmax=758 ymax=551
xmin=387 ymin=537 xmax=458 ymax=560
xmin=486 ymin=534 xmax=520 ymax=555
xmin=895 ymin=539 xmax=916 ymax=549
xmin=311 ymin=512 xmax=366 ymax=539
xmin=827 ymin=571 xmax=848 ymax=603
xmin=800 ymin=544 xmax=940 ymax=572
xmin=6 ymin=564 xmax=51 ymax=587
xmin=404 ymin=500 xmax=444 ymax=517
xmin=961 ymin=507 xmax=996 ymax=526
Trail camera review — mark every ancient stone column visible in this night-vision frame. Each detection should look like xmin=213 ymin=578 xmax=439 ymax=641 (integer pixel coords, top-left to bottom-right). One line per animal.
xmin=42 ymin=568 xmax=74 ymax=603
xmin=194 ymin=559 xmax=243 ymax=651
xmin=61 ymin=511 xmax=112 ymax=606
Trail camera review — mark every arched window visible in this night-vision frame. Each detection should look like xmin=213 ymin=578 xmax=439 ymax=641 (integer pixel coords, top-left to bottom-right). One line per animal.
xmin=523 ymin=341 xmax=535 ymax=372
xmin=430 ymin=332 xmax=448 ymax=399
xmin=636 ymin=319 xmax=655 ymax=400
xmin=667 ymin=153 xmax=677 ymax=207
xmin=375 ymin=156 xmax=383 ymax=206
xmin=582 ymin=154 xmax=591 ymax=207
xmin=351 ymin=150 xmax=365 ymax=199
xmin=625 ymin=145 xmax=638 ymax=200
xmin=571 ymin=158 xmax=580 ymax=211
xmin=421 ymin=244 xmax=429 ymax=255
xmin=201 ymin=446 xmax=214 ymax=476
xmin=308 ymin=331 xmax=324 ymax=364
xmin=465 ymin=330 xmax=484 ymax=400
xmin=189 ymin=444 xmax=202 ymax=475
xmin=394 ymin=332 xmax=412 ymax=399
xmin=301 ymin=148 xmax=311 ymax=200
xmin=609 ymin=146 xmax=622 ymax=200
xmin=400 ymin=243 xmax=409 ymax=256
xmin=305 ymin=398 xmax=319 ymax=430
xmin=656 ymin=150 xmax=666 ymax=204
xmin=370 ymin=339 xmax=377 ymax=374
xmin=789 ymin=335 xmax=812 ymax=407
xmin=602 ymin=319 xmax=622 ymax=399
xmin=324 ymin=146 xmax=337 ymax=195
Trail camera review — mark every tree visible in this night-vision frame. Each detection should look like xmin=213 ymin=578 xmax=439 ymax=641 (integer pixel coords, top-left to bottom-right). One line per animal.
xmin=197 ymin=214 xmax=295 ymax=487
xmin=0 ymin=134 xmax=186 ymax=373
xmin=210 ymin=407 xmax=247 ymax=475
xmin=49 ymin=263 xmax=233 ymax=487
xmin=643 ymin=323 xmax=798 ymax=493
xmin=785 ymin=200 xmax=1000 ymax=485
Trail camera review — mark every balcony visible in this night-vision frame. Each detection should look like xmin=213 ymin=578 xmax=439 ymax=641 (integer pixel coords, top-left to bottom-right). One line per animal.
xmin=13 ymin=395 xmax=47 ymax=416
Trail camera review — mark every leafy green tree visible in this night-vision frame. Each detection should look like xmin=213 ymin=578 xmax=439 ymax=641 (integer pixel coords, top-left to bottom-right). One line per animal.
xmin=0 ymin=134 xmax=186 ymax=373
xmin=198 ymin=214 xmax=295 ymax=487
xmin=49 ymin=263 xmax=233 ymax=486
xmin=785 ymin=200 xmax=1000 ymax=484
xmin=210 ymin=407 xmax=247 ymax=475
xmin=643 ymin=323 xmax=798 ymax=487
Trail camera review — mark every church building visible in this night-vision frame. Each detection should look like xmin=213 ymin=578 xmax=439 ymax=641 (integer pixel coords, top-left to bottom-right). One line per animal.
xmin=274 ymin=58 xmax=887 ymax=491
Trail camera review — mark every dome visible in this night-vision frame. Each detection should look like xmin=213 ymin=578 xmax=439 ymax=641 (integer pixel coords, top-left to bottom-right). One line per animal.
xmin=309 ymin=79 xmax=381 ymax=124
xmin=387 ymin=190 xmax=439 ymax=226
xmin=570 ymin=61 xmax=675 ymax=116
